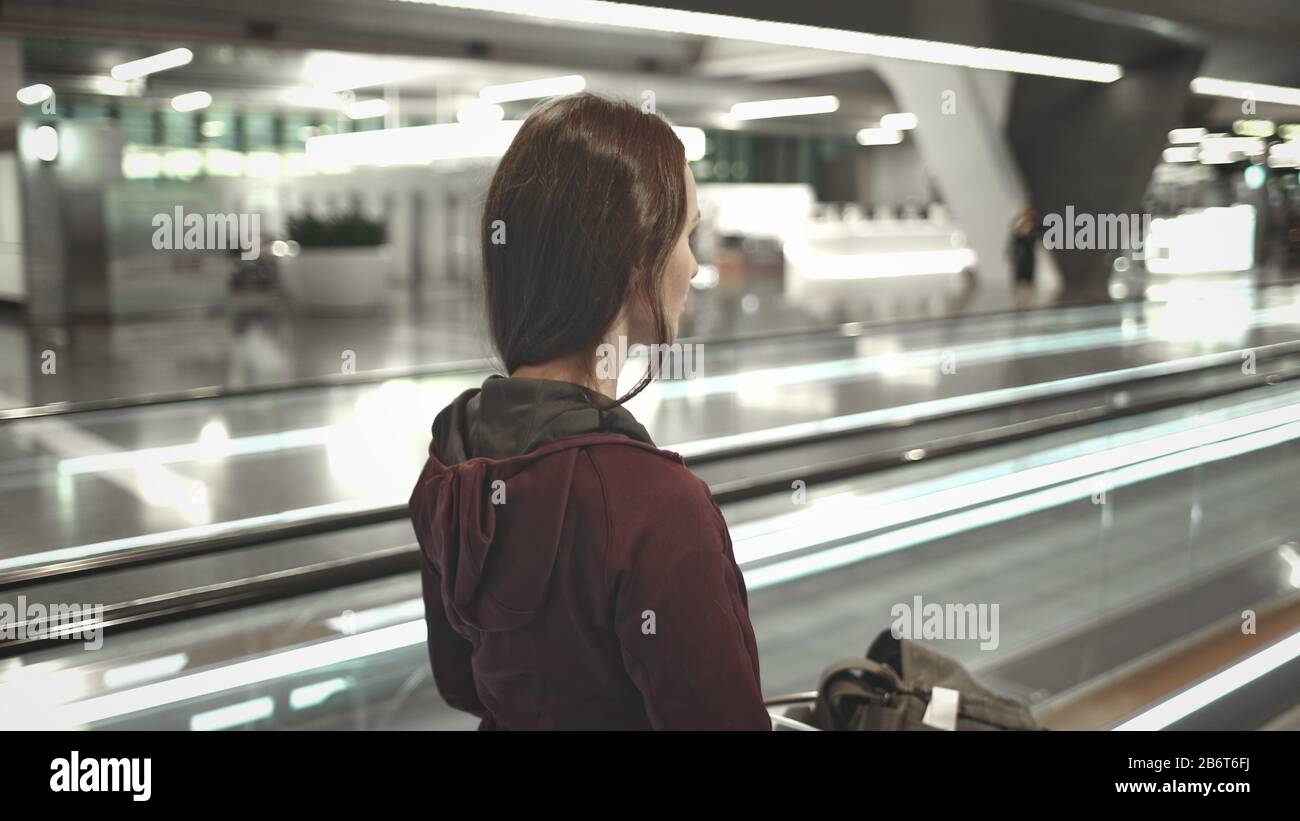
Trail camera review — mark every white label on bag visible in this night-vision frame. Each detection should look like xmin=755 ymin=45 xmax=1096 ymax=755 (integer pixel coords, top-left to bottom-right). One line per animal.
xmin=921 ymin=686 xmax=960 ymax=731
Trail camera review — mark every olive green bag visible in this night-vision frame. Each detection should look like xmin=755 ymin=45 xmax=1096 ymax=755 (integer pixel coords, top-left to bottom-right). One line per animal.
xmin=812 ymin=629 xmax=1043 ymax=731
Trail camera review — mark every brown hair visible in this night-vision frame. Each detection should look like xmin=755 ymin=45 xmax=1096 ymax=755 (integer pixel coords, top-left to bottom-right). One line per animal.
xmin=480 ymin=92 xmax=687 ymax=405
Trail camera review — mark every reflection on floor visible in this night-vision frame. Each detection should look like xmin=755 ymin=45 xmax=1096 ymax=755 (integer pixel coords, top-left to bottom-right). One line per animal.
xmin=1 ymin=270 xmax=1049 ymax=409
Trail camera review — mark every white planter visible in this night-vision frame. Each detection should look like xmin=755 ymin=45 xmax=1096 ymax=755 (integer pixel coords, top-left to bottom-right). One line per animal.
xmin=278 ymin=245 xmax=392 ymax=312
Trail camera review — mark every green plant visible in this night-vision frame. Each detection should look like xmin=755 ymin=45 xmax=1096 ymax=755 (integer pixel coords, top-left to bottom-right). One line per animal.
xmin=286 ymin=211 xmax=387 ymax=248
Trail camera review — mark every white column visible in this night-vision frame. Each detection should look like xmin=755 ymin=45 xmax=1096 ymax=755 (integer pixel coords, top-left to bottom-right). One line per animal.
xmin=874 ymin=60 xmax=1062 ymax=301
xmin=0 ymin=36 xmax=27 ymax=304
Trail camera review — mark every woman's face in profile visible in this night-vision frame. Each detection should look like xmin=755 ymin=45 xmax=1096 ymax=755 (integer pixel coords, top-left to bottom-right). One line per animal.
xmin=658 ymin=164 xmax=701 ymax=342
xmin=625 ymin=163 xmax=699 ymax=347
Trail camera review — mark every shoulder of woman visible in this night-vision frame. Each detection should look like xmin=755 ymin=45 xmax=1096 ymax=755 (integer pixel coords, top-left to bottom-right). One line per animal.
xmin=579 ymin=441 xmax=721 ymax=529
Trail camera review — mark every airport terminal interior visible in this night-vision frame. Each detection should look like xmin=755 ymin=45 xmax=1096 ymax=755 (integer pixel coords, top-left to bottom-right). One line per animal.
xmin=2 ymin=0 xmax=1300 ymax=731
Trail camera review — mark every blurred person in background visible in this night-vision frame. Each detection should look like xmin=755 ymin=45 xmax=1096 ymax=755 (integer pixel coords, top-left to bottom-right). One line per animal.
xmin=408 ymin=93 xmax=770 ymax=730
xmin=1008 ymin=205 xmax=1042 ymax=309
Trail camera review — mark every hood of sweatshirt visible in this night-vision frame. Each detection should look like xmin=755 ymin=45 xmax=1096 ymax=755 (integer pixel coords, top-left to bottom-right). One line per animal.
xmin=430 ymin=375 xmax=654 ymax=463
xmin=410 ymin=375 xmax=659 ymax=637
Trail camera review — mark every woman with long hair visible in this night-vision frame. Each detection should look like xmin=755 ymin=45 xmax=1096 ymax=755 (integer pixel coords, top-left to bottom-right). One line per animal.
xmin=408 ymin=92 xmax=770 ymax=730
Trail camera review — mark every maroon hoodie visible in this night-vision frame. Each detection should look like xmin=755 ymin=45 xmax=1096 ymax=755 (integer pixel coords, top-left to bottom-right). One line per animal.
xmin=408 ymin=375 xmax=769 ymax=730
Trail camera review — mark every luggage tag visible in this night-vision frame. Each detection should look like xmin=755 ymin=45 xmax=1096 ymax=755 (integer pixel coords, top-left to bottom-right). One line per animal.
xmin=921 ymin=686 xmax=960 ymax=731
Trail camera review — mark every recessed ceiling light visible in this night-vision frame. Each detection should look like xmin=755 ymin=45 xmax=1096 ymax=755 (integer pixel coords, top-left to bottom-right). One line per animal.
xmin=16 ymin=84 xmax=53 ymax=105
xmin=171 ymin=91 xmax=212 ymax=112
xmin=479 ymin=75 xmax=586 ymax=103
xmin=730 ymin=95 xmax=839 ymax=120
xmin=111 ymin=47 xmax=193 ymax=82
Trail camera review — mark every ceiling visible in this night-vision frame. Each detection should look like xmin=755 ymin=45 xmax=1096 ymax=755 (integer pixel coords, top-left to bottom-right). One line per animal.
xmin=4 ymin=0 xmax=1299 ymax=135
xmin=1048 ymin=0 xmax=1300 ymax=84
xmin=20 ymin=34 xmax=901 ymax=138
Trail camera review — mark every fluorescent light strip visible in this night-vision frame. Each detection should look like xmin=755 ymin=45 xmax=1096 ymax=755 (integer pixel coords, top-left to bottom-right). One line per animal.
xmin=48 ymin=391 xmax=1300 ymax=725
xmin=290 ymin=677 xmax=352 ymax=710
xmin=398 ymin=0 xmax=1122 ymax=82
xmin=91 ymin=77 xmax=131 ymax=96
xmin=305 ymin=121 xmax=524 ymax=166
xmin=857 ymin=127 xmax=903 ymax=145
xmin=1191 ymin=77 xmax=1300 ymax=107
xmin=1112 ymin=630 xmax=1300 ymax=731
xmin=479 ymin=74 xmax=585 ymax=103
xmin=1168 ymin=127 xmax=1207 ymax=144
xmin=730 ymin=95 xmax=839 ymax=120
xmin=304 ymin=118 xmax=699 ymax=166
xmin=189 ymin=696 xmax=274 ymax=731
xmin=102 ymin=653 xmax=190 ymax=690
xmin=171 ymin=91 xmax=212 ymax=113
xmin=880 ymin=112 xmax=918 ymax=130
xmin=1200 ymin=135 xmax=1264 ymax=155
xmin=111 ymin=47 xmax=193 ymax=82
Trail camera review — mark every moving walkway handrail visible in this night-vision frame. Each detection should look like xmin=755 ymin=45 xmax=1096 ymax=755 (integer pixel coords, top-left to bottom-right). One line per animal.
xmin=0 ymin=544 xmax=418 ymax=657
xmin=5 ymin=342 xmax=1294 ymax=592
xmin=3 ymin=354 xmax=1298 ymax=592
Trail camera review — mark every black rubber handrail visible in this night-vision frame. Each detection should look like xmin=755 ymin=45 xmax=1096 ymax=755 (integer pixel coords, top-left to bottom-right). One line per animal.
xmin=2 ymin=347 xmax=1298 ymax=592
xmin=3 ymin=364 xmax=1298 ymax=654
xmin=0 ymin=544 xmax=418 ymax=658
